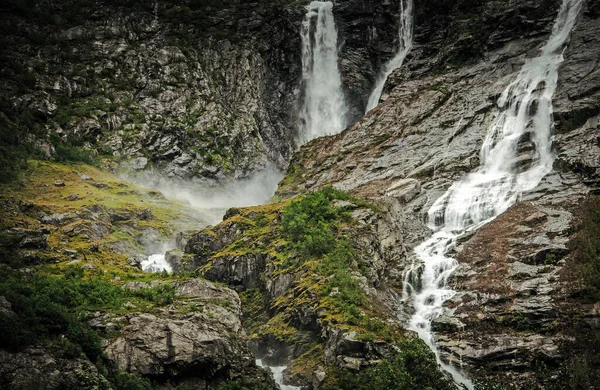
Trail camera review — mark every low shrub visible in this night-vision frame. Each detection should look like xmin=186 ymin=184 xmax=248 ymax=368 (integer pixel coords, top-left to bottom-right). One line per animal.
xmin=323 ymin=338 xmax=454 ymax=390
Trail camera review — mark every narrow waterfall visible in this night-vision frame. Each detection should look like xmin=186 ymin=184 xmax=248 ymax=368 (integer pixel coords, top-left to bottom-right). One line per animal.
xmin=299 ymin=1 xmax=347 ymax=143
xmin=366 ymin=0 xmax=413 ymax=112
xmin=403 ymin=0 xmax=584 ymax=387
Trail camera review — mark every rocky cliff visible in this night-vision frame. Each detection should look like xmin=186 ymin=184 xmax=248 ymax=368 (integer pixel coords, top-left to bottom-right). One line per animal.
xmin=1 ymin=0 xmax=600 ymax=389
xmin=0 ymin=0 xmax=402 ymax=185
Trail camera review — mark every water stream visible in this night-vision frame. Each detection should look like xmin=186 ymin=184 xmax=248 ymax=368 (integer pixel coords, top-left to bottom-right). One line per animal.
xmin=366 ymin=0 xmax=413 ymax=112
xmin=256 ymin=360 xmax=301 ymax=390
xmin=299 ymin=1 xmax=347 ymax=143
xmin=403 ymin=0 xmax=584 ymax=387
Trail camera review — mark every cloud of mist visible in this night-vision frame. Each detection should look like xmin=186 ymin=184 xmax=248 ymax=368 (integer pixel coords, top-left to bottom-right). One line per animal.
xmin=123 ymin=162 xmax=284 ymax=226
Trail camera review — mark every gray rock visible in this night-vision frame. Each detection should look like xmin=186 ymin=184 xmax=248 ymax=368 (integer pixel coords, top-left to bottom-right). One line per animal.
xmin=129 ymin=157 xmax=148 ymax=171
xmin=64 ymin=194 xmax=80 ymax=201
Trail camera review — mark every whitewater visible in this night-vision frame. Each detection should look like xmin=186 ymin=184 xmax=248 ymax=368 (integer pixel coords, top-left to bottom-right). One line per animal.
xmin=403 ymin=0 xmax=585 ymax=387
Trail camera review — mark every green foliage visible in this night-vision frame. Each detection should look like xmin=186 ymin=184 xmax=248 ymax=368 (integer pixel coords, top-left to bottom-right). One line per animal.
xmin=319 ymin=240 xmax=365 ymax=322
xmin=0 ymin=265 xmax=175 ymax=360
xmin=110 ymin=372 xmax=154 ymax=390
xmin=130 ymin=283 xmax=175 ymax=306
xmin=323 ymin=338 xmax=454 ymax=390
xmin=0 ymin=106 xmax=39 ymax=183
xmin=50 ymin=134 xmax=98 ymax=165
xmin=571 ymin=196 xmax=600 ymax=300
xmin=214 ymin=378 xmax=271 ymax=390
xmin=0 ymin=268 xmax=107 ymax=360
xmin=282 ymin=187 xmax=352 ymax=257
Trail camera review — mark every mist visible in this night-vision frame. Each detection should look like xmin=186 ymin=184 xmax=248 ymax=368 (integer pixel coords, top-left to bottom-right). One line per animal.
xmin=123 ymin=163 xmax=284 ymax=226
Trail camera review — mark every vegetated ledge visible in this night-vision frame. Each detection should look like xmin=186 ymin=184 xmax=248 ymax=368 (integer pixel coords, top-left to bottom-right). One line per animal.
xmin=178 ymin=186 xmax=455 ymax=389
xmin=0 ymin=160 xmax=276 ymax=389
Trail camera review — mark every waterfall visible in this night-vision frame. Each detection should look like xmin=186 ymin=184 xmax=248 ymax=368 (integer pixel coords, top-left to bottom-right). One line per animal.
xmin=366 ymin=0 xmax=414 ymax=112
xmin=299 ymin=1 xmax=347 ymax=143
xmin=403 ymin=0 xmax=584 ymax=387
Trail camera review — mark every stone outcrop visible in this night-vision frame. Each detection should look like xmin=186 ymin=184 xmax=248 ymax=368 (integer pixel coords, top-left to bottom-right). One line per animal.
xmin=0 ymin=347 xmax=110 ymax=390
xmin=182 ymin=200 xmax=407 ymax=387
xmin=98 ymin=279 xmax=273 ymax=387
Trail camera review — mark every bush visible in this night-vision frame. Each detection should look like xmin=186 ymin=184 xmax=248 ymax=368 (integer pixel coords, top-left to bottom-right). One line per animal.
xmin=570 ymin=196 xmax=600 ymax=300
xmin=323 ymin=338 xmax=455 ymax=390
xmin=130 ymin=284 xmax=175 ymax=306
xmin=324 ymin=338 xmax=454 ymax=390
xmin=282 ymin=187 xmax=345 ymax=257
xmin=110 ymin=372 xmax=154 ymax=390
xmin=215 ymin=378 xmax=271 ymax=390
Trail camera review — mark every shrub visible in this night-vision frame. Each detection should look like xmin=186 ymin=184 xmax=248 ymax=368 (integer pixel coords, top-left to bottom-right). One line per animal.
xmin=130 ymin=284 xmax=175 ymax=306
xmin=110 ymin=372 xmax=154 ymax=390
xmin=570 ymin=196 xmax=600 ymax=300
xmin=282 ymin=187 xmax=343 ymax=257
xmin=324 ymin=338 xmax=454 ymax=390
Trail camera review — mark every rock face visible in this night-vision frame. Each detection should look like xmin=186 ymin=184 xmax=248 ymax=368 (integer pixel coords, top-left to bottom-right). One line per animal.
xmin=181 ymin=199 xmax=408 ymax=387
xmin=0 ymin=347 xmax=110 ymax=389
xmin=0 ymin=0 xmax=403 ymax=183
xmin=100 ymin=279 xmax=271 ymax=387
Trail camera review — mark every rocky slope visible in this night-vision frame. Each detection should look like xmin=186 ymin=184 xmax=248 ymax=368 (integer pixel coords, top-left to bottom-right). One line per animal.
xmin=270 ymin=0 xmax=600 ymax=387
xmin=0 ymin=162 xmax=277 ymax=389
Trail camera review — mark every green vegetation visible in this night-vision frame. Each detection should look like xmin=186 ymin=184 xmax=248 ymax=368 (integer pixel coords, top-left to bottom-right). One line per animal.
xmin=570 ymin=196 xmax=600 ymax=300
xmin=322 ymin=338 xmax=454 ymax=390
xmin=0 ymin=265 xmax=175 ymax=357
xmin=214 ymin=378 xmax=271 ymax=390
xmin=282 ymin=188 xmax=343 ymax=257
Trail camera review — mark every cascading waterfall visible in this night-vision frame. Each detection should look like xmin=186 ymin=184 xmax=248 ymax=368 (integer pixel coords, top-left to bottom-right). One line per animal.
xmin=403 ymin=0 xmax=584 ymax=387
xmin=366 ymin=0 xmax=413 ymax=112
xmin=299 ymin=1 xmax=347 ymax=143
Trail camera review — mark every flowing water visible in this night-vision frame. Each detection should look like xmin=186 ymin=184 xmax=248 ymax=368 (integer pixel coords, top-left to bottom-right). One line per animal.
xmin=299 ymin=1 xmax=347 ymax=142
xmin=403 ymin=0 xmax=584 ymax=387
xmin=141 ymin=254 xmax=172 ymax=273
xmin=366 ymin=0 xmax=413 ymax=112
xmin=256 ymin=360 xmax=301 ymax=390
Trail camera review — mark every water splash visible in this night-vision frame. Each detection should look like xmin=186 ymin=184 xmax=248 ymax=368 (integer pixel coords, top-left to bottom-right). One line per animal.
xmin=141 ymin=253 xmax=172 ymax=273
xmin=366 ymin=0 xmax=413 ymax=112
xmin=256 ymin=360 xmax=301 ymax=390
xmin=403 ymin=0 xmax=584 ymax=387
xmin=299 ymin=1 xmax=347 ymax=143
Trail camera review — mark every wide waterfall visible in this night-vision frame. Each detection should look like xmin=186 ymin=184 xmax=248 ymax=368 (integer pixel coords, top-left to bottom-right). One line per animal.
xmin=366 ymin=0 xmax=413 ymax=112
xmin=299 ymin=1 xmax=347 ymax=143
xmin=403 ymin=0 xmax=584 ymax=387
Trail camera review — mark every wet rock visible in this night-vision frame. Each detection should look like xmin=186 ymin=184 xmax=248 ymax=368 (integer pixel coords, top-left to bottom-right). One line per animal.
xmin=129 ymin=157 xmax=148 ymax=171
xmin=165 ymin=249 xmax=184 ymax=272
xmin=431 ymin=315 xmax=466 ymax=333
xmin=78 ymin=173 xmax=93 ymax=181
xmin=53 ymin=180 xmax=65 ymax=187
xmin=312 ymin=366 xmax=327 ymax=389
xmin=0 ymin=347 xmax=109 ymax=389
xmin=385 ymin=178 xmax=421 ymax=203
